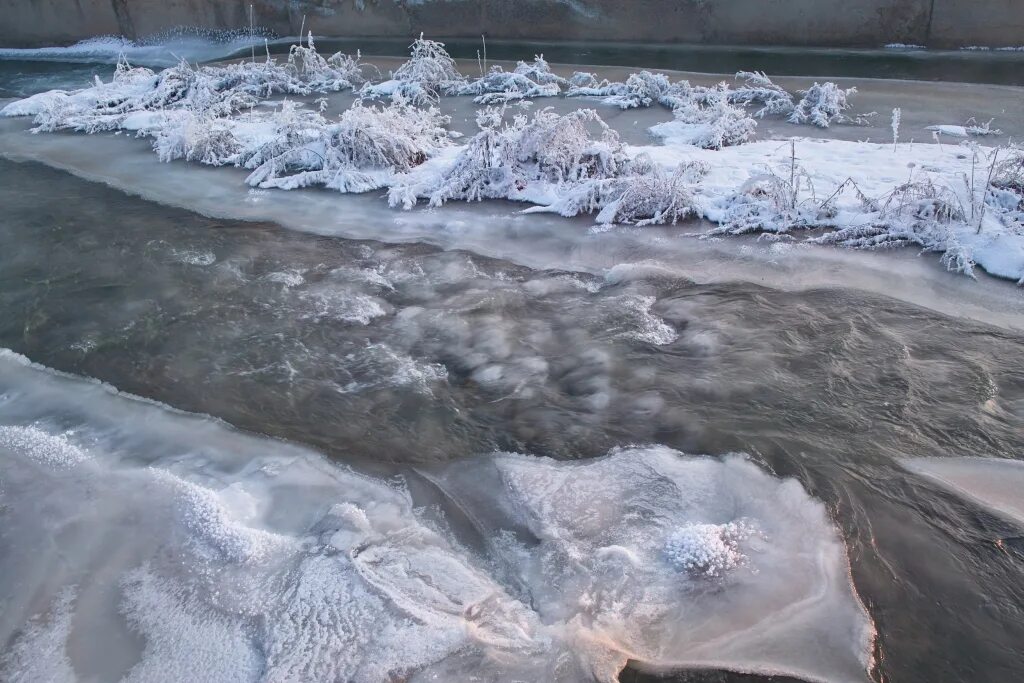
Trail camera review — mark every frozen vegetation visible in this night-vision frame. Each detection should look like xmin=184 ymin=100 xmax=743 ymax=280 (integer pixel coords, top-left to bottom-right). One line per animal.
xmin=3 ymin=35 xmax=1023 ymax=283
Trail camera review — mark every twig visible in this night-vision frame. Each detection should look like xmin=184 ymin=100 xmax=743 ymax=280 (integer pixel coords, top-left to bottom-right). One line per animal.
xmin=977 ymin=147 xmax=1001 ymax=233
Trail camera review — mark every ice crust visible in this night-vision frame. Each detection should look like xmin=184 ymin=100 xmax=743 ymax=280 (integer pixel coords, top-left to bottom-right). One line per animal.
xmin=902 ymin=457 xmax=1024 ymax=527
xmin=0 ymin=348 xmax=874 ymax=683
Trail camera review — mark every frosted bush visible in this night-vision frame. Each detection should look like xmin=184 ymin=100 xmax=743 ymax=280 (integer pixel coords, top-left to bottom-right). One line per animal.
xmin=566 ymin=70 xmax=698 ymax=110
xmin=359 ymin=35 xmax=466 ymax=105
xmin=452 ymin=56 xmax=564 ymax=104
xmin=788 ymin=82 xmax=861 ymax=128
xmin=664 ymin=520 xmax=757 ymax=579
xmin=527 ymin=157 xmax=706 ymax=225
xmin=390 ymin=106 xmax=633 ymax=208
xmin=243 ymin=100 xmax=450 ymax=192
xmin=667 ymin=88 xmax=757 ymax=149
xmin=17 ymin=38 xmax=363 ymax=134
xmin=595 ymin=163 xmax=703 ymax=225
xmin=152 ymin=111 xmax=241 ymax=165
xmin=730 ymin=71 xmax=795 ymax=118
xmin=285 ymin=33 xmax=364 ymax=93
xmin=991 ymin=148 xmax=1024 ymax=196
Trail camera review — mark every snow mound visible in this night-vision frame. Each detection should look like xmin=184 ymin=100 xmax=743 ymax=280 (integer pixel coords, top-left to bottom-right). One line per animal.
xmin=0 ymin=349 xmax=874 ymax=683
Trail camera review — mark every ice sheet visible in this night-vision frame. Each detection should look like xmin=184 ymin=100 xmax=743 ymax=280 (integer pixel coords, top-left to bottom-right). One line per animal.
xmin=0 ymin=348 xmax=874 ymax=682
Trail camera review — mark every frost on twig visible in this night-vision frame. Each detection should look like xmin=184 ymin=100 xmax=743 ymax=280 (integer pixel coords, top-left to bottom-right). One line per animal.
xmin=152 ymin=110 xmax=242 ymax=165
xmin=389 ymin=106 xmax=634 ymax=209
xmin=565 ymin=71 xmax=702 ymax=110
xmin=812 ymin=179 xmax=974 ymax=275
xmin=788 ymin=82 xmax=865 ymax=128
xmin=5 ymin=37 xmax=363 ymax=134
xmin=451 ymin=56 xmax=565 ymax=104
xmin=527 ymin=157 xmax=707 ymax=225
xmin=286 ymin=32 xmax=365 ymax=93
xmin=926 ymin=118 xmax=1003 ymax=138
xmin=242 ymin=99 xmax=451 ymax=193
xmin=730 ymin=71 xmax=795 ymax=118
xmin=359 ymin=35 xmax=466 ymax=105
xmin=651 ymin=87 xmax=757 ymax=150
xmin=594 ymin=161 xmax=703 ymax=225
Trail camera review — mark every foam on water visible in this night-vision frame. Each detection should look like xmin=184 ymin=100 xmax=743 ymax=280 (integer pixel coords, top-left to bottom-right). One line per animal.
xmin=901 ymin=457 xmax=1024 ymax=527
xmin=0 ymin=348 xmax=874 ymax=683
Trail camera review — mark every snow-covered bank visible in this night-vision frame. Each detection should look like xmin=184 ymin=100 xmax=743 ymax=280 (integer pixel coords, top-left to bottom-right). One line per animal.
xmin=0 ymin=347 xmax=874 ymax=682
xmin=2 ymin=36 xmax=1023 ymax=289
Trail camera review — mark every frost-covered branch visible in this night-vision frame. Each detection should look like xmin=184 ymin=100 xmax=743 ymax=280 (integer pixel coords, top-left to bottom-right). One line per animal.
xmin=650 ymin=88 xmax=757 ymax=150
xmin=242 ymin=99 xmax=451 ymax=193
xmin=730 ymin=71 xmax=795 ymax=118
xmin=359 ymin=35 xmax=466 ymax=105
xmin=451 ymin=56 xmax=564 ymax=104
xmin=389 ymin=106 xmax=635 ymax=209
xmin=4 ymin=37 xmax=364 ymax=134
xmin=788 ymin=82 xmax=864 ymax=128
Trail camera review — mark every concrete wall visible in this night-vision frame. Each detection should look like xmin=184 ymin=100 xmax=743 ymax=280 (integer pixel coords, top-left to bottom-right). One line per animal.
xmin=0 ymin=0 xmax=1020 ymax=49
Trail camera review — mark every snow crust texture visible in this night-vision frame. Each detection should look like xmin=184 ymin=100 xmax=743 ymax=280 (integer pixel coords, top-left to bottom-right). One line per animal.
xmin=0 ymin=348 xmax=874 ymax=683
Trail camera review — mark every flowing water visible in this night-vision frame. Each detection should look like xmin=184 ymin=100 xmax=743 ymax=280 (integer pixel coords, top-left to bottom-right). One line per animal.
xmin=1 ymin=46 xmax=1023 ymax=683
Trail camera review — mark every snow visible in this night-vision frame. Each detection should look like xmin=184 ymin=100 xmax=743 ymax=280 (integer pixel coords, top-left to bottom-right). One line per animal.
xmin=0 ymin=348 xmax=874 ymax=683
xmin=3 ymin=35 xmax=1023 ymax=284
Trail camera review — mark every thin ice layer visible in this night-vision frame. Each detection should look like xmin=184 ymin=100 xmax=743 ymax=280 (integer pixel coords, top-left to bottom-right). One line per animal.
xmin=0 ymin=349 xmax=872 ymax=682
xmin=902 ymin=457 xmax=1024 ymax=527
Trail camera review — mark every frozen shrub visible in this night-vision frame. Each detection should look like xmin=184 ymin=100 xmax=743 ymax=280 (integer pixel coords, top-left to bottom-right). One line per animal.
xmin=14 ymin=38 xmax=363 ymax=134
xmin=390 ymin=106 xmax=634 ymax=208
xmin=285 ymin=33 xmax=364 ymax=93
xmin=243 ymin=100 xmax=450 ymax=192
xmin=523 ymin=157 xmax=707 ymax=225
xmin=152 ymin=111 xmax=241 ymax=165
xmin=359 ymin=35 xmax=466 ymax=105
xmin=665 ymin=88 xmax=758 ymax=149
xmin=991 ymin=148 xmax=1024 ymax=196
xmin=595 ymin=163 xmax=702 ymax=226
xmin=730 ymin=71 xmax=795 ymax=118
xmin=453 ymin=56 xmax=565 ymax=104
xmin=788 ymin=82 xmax=860 ymax=128
xmin=926 ymin=118 xmax=1004 ymax=138
xmin=878 ymin=178 xmax=966 ymax=224
xmin=566 ymin=70 xmax=699 ymax=110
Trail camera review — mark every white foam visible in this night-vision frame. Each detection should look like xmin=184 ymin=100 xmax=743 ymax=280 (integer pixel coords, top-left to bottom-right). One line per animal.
xmin=0 ymin=33 xmax=276 ymax=68
xmin=0 ymin=348 xmax=873 ymax=682
xmin=902 ymin=457 xmax=1024 ymax=527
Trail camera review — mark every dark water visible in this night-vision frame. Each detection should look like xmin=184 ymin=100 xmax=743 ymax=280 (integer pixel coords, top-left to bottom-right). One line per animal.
xmin=2 ymin=156 xmax=1023 ymax=681
xmin=0 ymin=60 xmax=107 ymax=97
xmin=299 ymin=38 xmax=1024 ymax=86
